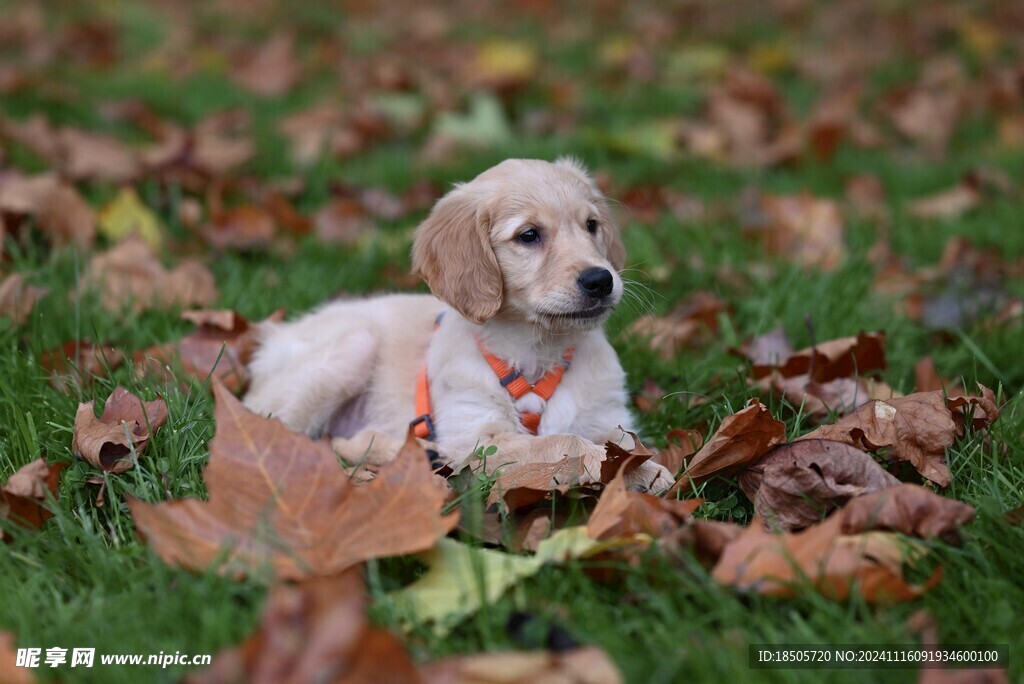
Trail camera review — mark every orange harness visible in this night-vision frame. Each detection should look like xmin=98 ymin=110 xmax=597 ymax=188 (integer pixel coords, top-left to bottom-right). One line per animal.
xmin=411 ymin=319 xmax=574 ymax=441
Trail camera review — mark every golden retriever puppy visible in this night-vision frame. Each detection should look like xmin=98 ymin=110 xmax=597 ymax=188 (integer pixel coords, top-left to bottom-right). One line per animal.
xmin=243 ymin=158 xmax=673 ymax=492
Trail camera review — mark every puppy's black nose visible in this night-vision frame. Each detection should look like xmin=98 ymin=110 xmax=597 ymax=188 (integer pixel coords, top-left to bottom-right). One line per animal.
xmin=577 ymin=267 xmax=614 ymax=299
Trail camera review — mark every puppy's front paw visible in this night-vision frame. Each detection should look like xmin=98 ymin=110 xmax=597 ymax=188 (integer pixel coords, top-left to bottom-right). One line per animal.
xmin=623 ymin=460 xmax=675 ymax=495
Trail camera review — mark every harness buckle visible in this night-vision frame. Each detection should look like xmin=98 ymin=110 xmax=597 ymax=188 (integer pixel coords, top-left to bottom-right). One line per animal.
xmin=410 ymin=413 xmax=436 ymax=442
xmin=499 ymin=369 xmax=522 ymax=387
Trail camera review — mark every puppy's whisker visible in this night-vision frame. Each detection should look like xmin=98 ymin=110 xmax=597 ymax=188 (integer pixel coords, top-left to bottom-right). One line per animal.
xmin=620 ymin=277 xmax=660 ymax=318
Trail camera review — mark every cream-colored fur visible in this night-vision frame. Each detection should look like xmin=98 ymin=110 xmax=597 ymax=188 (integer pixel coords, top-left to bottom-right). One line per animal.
xmin=244 ymin=158 xmax=673 ymax=492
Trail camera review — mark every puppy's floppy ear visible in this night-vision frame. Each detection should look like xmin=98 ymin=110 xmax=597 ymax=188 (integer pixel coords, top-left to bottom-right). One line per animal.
xmin=555 ymin=156 xmax=627 ymax=271
xmin=411 ymin=185 xmax=503 ymax=324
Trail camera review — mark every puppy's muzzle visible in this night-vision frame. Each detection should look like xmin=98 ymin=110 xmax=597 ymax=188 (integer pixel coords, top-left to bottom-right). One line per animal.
xmin=577 ymin=267 xmax=614 ymax=300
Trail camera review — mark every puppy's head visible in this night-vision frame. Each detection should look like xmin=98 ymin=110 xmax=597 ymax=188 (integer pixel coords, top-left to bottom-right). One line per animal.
xmin=411 ymin=158 xmax=625 ymax=330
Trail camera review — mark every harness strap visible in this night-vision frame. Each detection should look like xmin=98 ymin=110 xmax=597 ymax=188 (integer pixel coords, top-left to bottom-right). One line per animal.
xmin=476 ymin=338 xmax=574 ymax=435
xmin=411 ymin=316 xmax=573 ymax=439
xmin=411 ymin=365 xmax=435 ymax=440
xmin=411 ymin=313 xmax=445 ymax=441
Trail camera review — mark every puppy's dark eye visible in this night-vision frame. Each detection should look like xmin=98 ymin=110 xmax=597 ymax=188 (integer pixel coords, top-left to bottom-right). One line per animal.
xmin=586 ymin=219 xmax=598 ymax=234
xmin=517 ymin=228 xmax=541 ymax=244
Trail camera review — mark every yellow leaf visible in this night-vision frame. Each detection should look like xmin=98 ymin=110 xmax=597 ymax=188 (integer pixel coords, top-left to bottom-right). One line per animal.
xmin=391 ymin=538 xmax=543 ymax=636
xmin=474 ymin=40 xmax=537 ymax=84
xmin=748 ymin=42 xmax=792 ymax=75
xmin=98 ymin=188 xmax=163 ymax=249
xmin=391 ymin=527 xmax=614 ymax=635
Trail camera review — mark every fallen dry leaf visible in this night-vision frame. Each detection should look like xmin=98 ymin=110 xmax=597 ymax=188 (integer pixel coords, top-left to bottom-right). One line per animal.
xmin=312 ymin=198 xmax=378 ymax=246
xmin=739 ymin=330 xmax=886 ymax=382
xmin=190 ymin=110 xmax=255 ymax=177
xmin=660 ymin=518 xmax=745 ymax=569
xmin=1 ymin=458 xmax=65 ymax=540
xmin=129 ymin=383 xmax=458 ymax=579
xmin=656 ymin=429 xmax=703 ymax=475
xmin=485 ymin=458 xmax=578 ymax=512
xmin=186 ymin=568 xmax=420 ymax=684
xmin=0 ymin=172 xmax=95 ymax=249
xmin=712 ymin=513 xmax=940 ymax=602
xmin=136 ymin=309 xmax=283 ymax=393
xmin=734 ymin=327 xmax=793 ymax=374
xmin=40 ymin=339 xmax=125 ymax=393
xmin=744 ymin=192 xmax=846 ymax=271
xmin=738 ymin=439 xmax=901 ymax=530
xmin=230 ymin=31 xmax=301 ymax=97
xmin=71 ymin=387 xmax=168 ymax=473
xmin=57 ymin=127 xmax=141 ymax=183
xmin=754 ymin=372 xmax=900 ymax=422
xmin=667 ymin=399 xmax=786 ymax=495
xmin=79 ymin=237 xmax=218 ymax=313
xmin=203 ymin=205 xmax=278 ymax=251
xmin=587 ymin=457 xmax=702 ymax=541
xmin=97 ymin=186 xmax=163 ymax=249
xmin=421 ymin=647 xmax=623 ymax=684
xmin=909 ymin=610 xmax=1010 ymax=684
xmin=0 ymin=273 xmax=48 ymax=326
xmin=0 ymin=631 xmax=34 ymax=684
xmin=914 ymin=356 xmax=948 ymax=393
xmin=628 ymin=291 xmax=730 ymax=358
xmin=881 ymin=82 xmax=961 ymax=154
xmin=798 ymin=388 xmax=999 ymax=487
xmin=907 ymin=180 xmax=980 ymax=220
xmin=599 ymin=432 xmax=655 ymax=484
xmin=840 ymin=484 xmax=975 ymax=543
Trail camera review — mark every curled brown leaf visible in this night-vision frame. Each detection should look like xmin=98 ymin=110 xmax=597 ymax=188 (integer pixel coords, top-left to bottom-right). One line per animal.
xmin=667 ymin=399 xmax=786 ymax=495
xmin=740 ymin=439 xmax=901 ymax=531
xmin=71 ymin=387 xmax=168 ymax=473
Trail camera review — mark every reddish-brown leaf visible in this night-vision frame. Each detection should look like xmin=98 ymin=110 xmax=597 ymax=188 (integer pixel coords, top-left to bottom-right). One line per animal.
xmin=739 ymin=439 xmax=901 ymax=531
xmin=421 ymin=647 xmax=623 ymax=684
xmin=661 ymin=519 xmax=745 ymax=569
xmin=41 ymin=339 xmax=124 ymax=393
xmin=908 ymin=180 xmax=980 ymax=220
xmin=734 ymin=327 xmax=794 ymax=376
xmin=79 ymin=238 xmax=218 ymax=314
xmin=312 ymin=198 xmax=378 ymax=246
xmin=0 ymin=273 xmax=48 ymax=326
xmin=712 ymin=514 xmax=940 ymax=602
xmin=628 ymin=291 xmax=730 ymax=358
xmin=910 ymin=610 xmax=1010 ymax=684
xmin=0 ymin=631 xmax=34 ymax=684
xmin=587 ymin=456 xmax=702 ymax=541
xmin=839 ymin=484 xmax=975 ymax=543
xmin=667 ymin=399 xmax=786 ymax=495
xmin=230 ymin=31 xmax=301 ymax=97
xmin=129 ymin=383 xmax=458 ymax=579
xmin=600 ymin=432 xmax=655 ymax=483
xmin=754 ymin=372 xmax=899 ymax=422
xmin=186 ymin=568 xmax=420 ymax=684
xmin=798 ymin=388 xmax=999 ymax=487
xmin=71 ymin=387 xmax=168 ymax=473
xmin=1 ymin=458 xmax=65 ymax=539
xmin=656 ymin=429 xmax=703 ymax=476
xmin=190 ymin=110 xmax=255 ymax=177
xmin=136 ymin=309 xmax=284 ymax=394
xmin=739 ymin=330 xmax=886 ymax=382
xmin=745 ymin=193 xmax=846 ymax=271
xmin=57 ymin=127 xmax=140 ymax=183
xmin=914 ymin=356 xmax=949 ymax=393
xmin=485 ymin=458 xmax=577 ymax=512
xmin=203 ymin=205 xmax=278 ymax=251
xmin=0 ymin=171 xmax=95 ymax=249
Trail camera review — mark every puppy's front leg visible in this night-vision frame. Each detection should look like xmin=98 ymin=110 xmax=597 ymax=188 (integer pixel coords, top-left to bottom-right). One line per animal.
xmin=331 ymin=430 xmax=411 ymax=468
xmin=451 ymin=431 xmax=673 ymax=494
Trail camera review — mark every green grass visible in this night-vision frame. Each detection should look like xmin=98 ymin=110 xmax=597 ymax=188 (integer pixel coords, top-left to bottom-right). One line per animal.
xmin=2 ymin=1 xmax=1023 ymax=682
